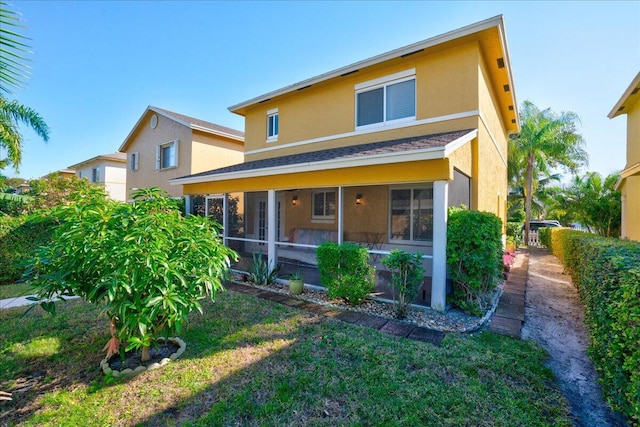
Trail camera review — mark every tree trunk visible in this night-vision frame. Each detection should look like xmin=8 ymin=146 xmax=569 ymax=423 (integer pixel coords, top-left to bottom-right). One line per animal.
xmin=141 ymin=345 xmax=150 ymax=362
xmin=524 ymin=152 xmax=535 ymax=245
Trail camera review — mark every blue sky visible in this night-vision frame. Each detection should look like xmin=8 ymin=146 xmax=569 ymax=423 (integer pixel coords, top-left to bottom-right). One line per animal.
xmin=6 ymin=1 xmax=640 ymax=180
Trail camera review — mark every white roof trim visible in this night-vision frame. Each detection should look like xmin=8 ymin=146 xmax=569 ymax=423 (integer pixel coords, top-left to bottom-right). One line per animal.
xmin=68 ymin=154 xmax=126 ymax=170
xmin=609 ymin=72 xmax=640 ymax=119
xmin=170 ymin=129 xmax=477 ymax=186
xmin=229 ymin=15 xmax=509 ymax=113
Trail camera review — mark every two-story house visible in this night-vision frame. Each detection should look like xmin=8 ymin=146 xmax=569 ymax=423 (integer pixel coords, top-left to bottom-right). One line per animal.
xmin=68 ymin=152 xmax=127 ymax=201
xmin=118 ymin=106 xmax=244 ymax=201
xmin=171 ymin=16 xmax=519 ymax=311
xmin=609 ymin=71 xmax=640 ymax=241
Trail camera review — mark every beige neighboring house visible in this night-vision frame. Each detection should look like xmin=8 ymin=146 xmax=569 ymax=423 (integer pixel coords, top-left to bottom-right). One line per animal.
xmin=118 ymin=106 xmax=244 ymax=200
xmin=68 ymin=153 xmax=127 ymax=201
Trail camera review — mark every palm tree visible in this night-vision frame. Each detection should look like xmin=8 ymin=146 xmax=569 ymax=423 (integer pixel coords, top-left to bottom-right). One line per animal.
xmin=509 ymin=101 xmax=588 ymax=244
xmin=0 ymin=1 xmax=49 ymax=172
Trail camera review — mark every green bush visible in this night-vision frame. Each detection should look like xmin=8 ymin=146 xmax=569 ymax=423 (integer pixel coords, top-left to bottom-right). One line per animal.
xmin=506 ymin=221 xmax=523 ymax=243
xmin=381 ymin=250 xmax=425 ymax=319
xmin=447 ymin=209 xmax=503 ymax=316
xmin=0 ymin=215 xmax=55 ymax=284
xmin=249 ymin=250 xmax=281 ymax=286
xmin=538 ymin=226 xmax=552 ymax=249
xmin=545 ymin=228 xmax=639 ymax=423
xmin=316 ymin=242 xmax=374 ymax=305
xmin=23 ymin=188 xmax=238 ymax=363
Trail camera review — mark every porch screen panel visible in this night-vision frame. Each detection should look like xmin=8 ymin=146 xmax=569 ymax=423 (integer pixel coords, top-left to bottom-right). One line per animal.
xmin=391 ymin=189 xmax=411 ymax=240
xmin=412 ymin=188 xmax=433 ymax=241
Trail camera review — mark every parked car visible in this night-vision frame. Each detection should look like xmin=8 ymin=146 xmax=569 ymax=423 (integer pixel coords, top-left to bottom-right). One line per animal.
xmin=524 ymin=220 xmax=561 ymax=231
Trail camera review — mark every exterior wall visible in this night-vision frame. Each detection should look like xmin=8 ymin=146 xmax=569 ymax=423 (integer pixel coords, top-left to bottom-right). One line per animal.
xmin=242 ymin=43 xmax=481 ymax=162
xmin=620 ymin=176 xmax=640 ymax=241
xmin=627 ymin=104 xmax=640 ymax=166
xmin=124 ymin=113 xmax=193 ymax=198
xmin=190 ymin=130 xmax=244 ymax=174
xmin=103 ymin=161 xmax=127 ymax=201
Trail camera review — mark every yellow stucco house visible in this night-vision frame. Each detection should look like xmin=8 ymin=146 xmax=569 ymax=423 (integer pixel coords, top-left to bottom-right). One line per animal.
xmin=68 ymin=152 xmax=127 ymax=201
xmin=172 ymin=16 xmax=519 ymax=311
xmin=609 ymin=72 xmax=640 ymax=241
xmin=118 ymin=106 xmax=244 ymax=200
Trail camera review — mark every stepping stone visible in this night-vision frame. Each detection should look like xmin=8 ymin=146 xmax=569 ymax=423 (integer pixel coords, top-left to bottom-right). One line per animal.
xmin=379 ymin=320 xmax=415 ymax=338
xmin=488 ymin=315 xmax=522 ymax=338
xmin=408 ymin=328 xmax=445 ymax=346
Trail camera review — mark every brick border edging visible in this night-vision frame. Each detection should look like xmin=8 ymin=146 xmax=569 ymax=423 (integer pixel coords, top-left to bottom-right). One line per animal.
xmin=487 ymin=250 xmax=529 ymax=338
xmin=225 ymin=282 xmax=445 ymax=347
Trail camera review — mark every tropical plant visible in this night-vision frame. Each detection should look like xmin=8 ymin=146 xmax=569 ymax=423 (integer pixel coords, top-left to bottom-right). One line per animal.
xmin=23 ymin=187 xmax=237 ymax=363
xmin=381 ymin=250 xmax=425 ymax=319
xmin=509 ymin=101 xmax=588 ymax=244
xmin=249 ymin=250 xmax=282 ymax=286
xmin=0 ymin=2 xmax=49 ymax=171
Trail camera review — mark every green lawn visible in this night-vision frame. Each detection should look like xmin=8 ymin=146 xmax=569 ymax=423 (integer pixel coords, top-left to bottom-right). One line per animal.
xmin=0 ymin=289 xmax=572 ymax=426
xmin=0 ymin=282 xmax=34 ymax=300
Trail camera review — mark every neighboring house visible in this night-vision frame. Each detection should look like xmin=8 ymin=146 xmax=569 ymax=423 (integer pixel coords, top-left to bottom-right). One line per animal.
xmin=68 ymin=152 xmax=127 ymax=201
xmin=44 ymin=169 xmax=76 ymax=180
xmin=171 ymin=16 xmax=519 ymax=311
xmin=609 ymin=71 xmax=640 ymax=241
xmin=118 ymin=106 xmax=244 ymax=200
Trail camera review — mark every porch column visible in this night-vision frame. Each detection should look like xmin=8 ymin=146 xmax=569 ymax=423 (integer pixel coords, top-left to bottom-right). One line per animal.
xmin=184 ymin=195 xmax=192 ymax=216
xmin=337 ymin=187 xmax=344 ymax=244
xmin=267 ymin=189 xmax=277 ymax=269
xmin=431 ymin=180 xmax=448 ymax=312
xmin=222 ymin=193 xmax=228 ymax=242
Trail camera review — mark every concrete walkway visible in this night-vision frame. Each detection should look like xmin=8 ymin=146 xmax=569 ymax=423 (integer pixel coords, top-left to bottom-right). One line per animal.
xmin=487 ymin=250 xmax=528 ymax=338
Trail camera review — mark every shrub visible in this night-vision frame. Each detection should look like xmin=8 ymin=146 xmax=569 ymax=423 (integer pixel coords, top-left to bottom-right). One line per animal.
xmin=538 ymin=226 xmax=552 ymax=249
xmin=0 ymin=215 xmax=55 ymax=284
xmin=506 ymin=221 xmax=523 ymax=243
xmin=545 ymin=228 xmax=639 ymax=423
xmin=23 ymin=187 xmax=238 ymax=363
xmin=316 ymin=242 xmax=375 ymax=305
xmin=381 ymin=250 xmax=425 ymax=319
xmin=447 ymin=209 xmax=503 ymax=316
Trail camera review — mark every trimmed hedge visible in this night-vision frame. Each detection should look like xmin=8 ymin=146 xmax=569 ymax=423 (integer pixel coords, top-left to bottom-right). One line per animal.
xmin=316 ymin=242 xmax=375 ymax=305
xmin=0 ymin=215 xmax=55 ymax=285
xmin=543 ymin=228 xmax=640 ymax=423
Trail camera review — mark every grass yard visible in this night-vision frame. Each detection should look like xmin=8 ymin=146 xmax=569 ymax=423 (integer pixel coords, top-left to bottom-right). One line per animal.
xmin=0 ymin=288 xmax=572 ymax=426
xmin=0 ymin=283 xmax=34 ymax=300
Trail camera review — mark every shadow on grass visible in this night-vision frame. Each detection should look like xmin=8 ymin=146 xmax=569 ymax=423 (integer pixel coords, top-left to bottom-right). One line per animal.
xmin=1 ymin=288 xmax=573 ymax=426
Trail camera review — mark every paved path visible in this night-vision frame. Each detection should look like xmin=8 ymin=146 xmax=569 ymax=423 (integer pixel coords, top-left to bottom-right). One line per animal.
xmin=520 ymin=248 xmax=626 ymax=427
xmin=488 ymin=251 xmax=528 ymax=337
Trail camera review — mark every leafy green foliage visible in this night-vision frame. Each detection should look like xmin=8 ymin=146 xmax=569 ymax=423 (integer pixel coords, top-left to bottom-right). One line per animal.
xmin=381 ymin=250 xmax=425 ymax=319
xmin=248 ymin=251 xmax=281 ymax=286
xmin=447 ymin=209 xmax=503 ymax=316
xmin=545 ymin=228 xmax=639 ymax=423
xmin=316 ymin=242 xmax=374 ymax=305
xmin=506 ymin=221 xmax=523 ymax=243
xmin=23 ymin=187 xmax=238 ymax=361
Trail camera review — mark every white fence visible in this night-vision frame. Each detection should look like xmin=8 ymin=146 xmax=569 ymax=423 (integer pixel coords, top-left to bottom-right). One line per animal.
xmin=526 ymin=230 xmax=542 ymax=247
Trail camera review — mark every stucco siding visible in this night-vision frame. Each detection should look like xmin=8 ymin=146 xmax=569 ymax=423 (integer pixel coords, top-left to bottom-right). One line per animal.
xmin=621 ymin=176 xmax=640 ymax=241
xmin=627 ymin=104 xmax=640 ymax=166
xmin=191 ymin=130 xmax=244 ymax=174
xmin=125 ymin=113 xmax=193 ymax=198
xmin=242 ymin=43 xmax=481 ymax=162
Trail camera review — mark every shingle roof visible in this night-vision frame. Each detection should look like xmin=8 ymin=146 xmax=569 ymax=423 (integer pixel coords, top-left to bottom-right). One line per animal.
xmin=151 ymin=106 xmax=244 ymax=138
xmin=178 ymin=129 xmax=474 ymax=181
xmin=68 ymin=152 xmax=127 ymax=169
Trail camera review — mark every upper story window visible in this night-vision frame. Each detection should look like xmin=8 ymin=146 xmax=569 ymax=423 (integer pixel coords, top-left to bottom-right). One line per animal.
xmin=91 ymin=167 xmax=100 ymax=183
xmin=267 ymin=108 xmax=279 ymax=141
xmin=156 ymin=140 xmax=179 ymax=170
xmin=312 ymin=190 xmax=336 ymax=221
xmin=130 ymin=152 xmax=139 ymax=171
xmin=355 ymin=69 xmax=416 ymax=128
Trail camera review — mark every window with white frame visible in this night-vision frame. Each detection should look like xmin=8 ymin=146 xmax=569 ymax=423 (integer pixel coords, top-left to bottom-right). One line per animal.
xmin=356 ymin=70 xmax=416 ymax=128
xmin=390 ymin=185 xmax=434 ymax=242
xmin=267 ymin=109 xmax=279 ymax=141
xmin=91 ymin=167 xmax=100 ymax=183
xmin=130 ymin=152 xmax=139 ymax=171
xmin=312 ymin=190 xmax=336 ymax=221
xmin=156 ymin=140 xmax=179 ymax=170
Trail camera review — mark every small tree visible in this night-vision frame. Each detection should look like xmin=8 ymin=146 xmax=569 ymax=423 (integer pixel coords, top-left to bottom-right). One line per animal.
xmin=24 ymin=187 xmax=237 ymax=362
xmin=381 ymin=250 xmax=425 ymax=319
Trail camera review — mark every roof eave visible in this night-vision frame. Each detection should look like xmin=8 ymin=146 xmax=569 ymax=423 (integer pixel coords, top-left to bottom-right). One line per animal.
xmin=608 ymin=71 xmax=640 ymax=119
